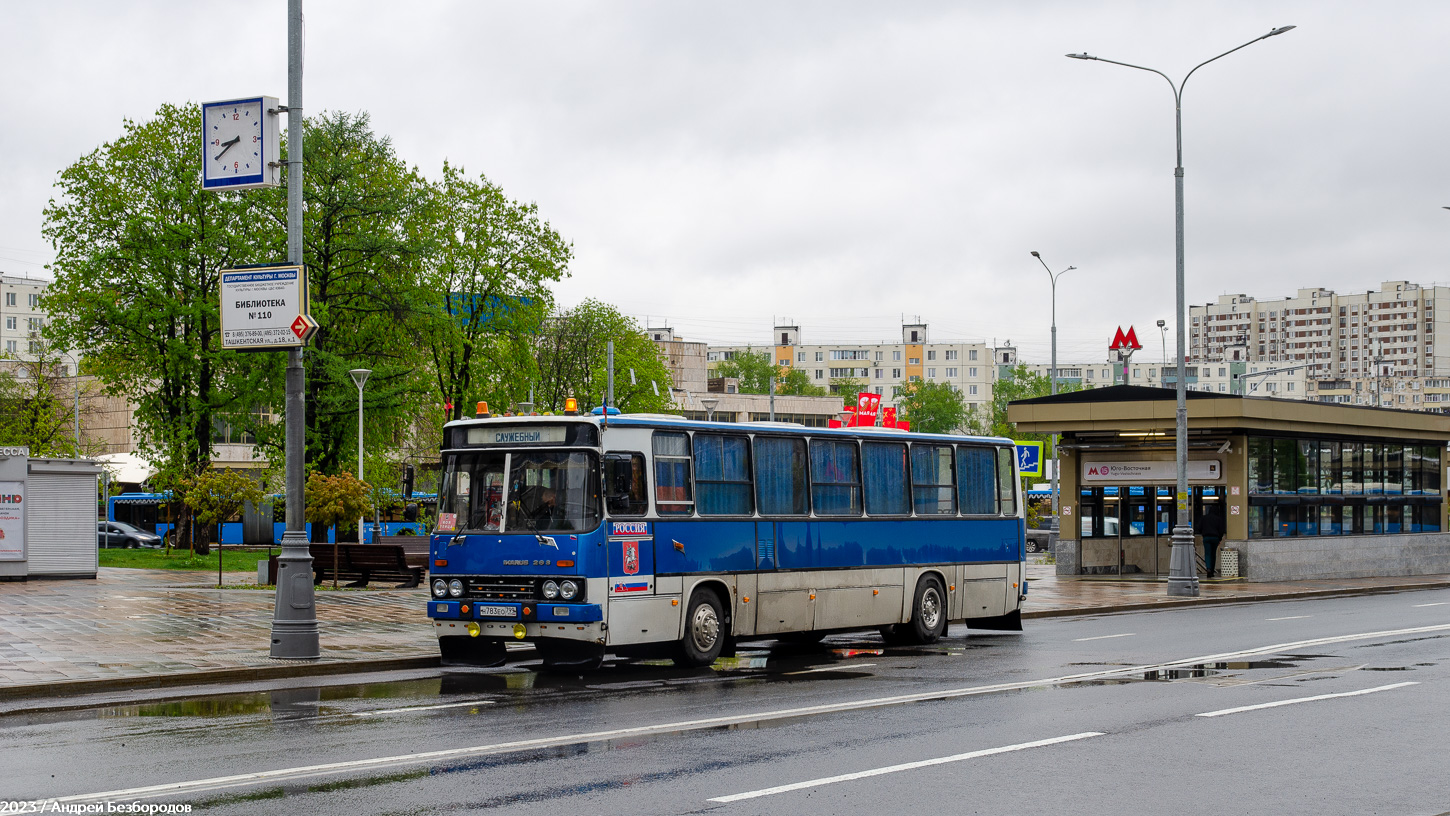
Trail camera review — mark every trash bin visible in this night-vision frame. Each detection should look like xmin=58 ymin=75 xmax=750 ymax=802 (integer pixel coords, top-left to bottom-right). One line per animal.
xmin=1220 ymin=548 xmax=1240 ymax=579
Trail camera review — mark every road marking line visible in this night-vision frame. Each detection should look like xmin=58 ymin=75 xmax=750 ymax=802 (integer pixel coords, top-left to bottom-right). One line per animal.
xmin=52 ymin=622 xmax=1450 ymax=804
xmin=351 ymin=700 xmax=496 ymax=717
xmin=1073 ymin=633 xmax=1136 ymax=642
xmin=784 ymin=663 xmax=878 ymax=675
xmin=707 ymin=732 xmax=1104 ymax=803
xmin=1413 ymin=602 xmax=1448 ymax=608
xmin=1196 ymin=682 xmax=1418 ymax=718
xmin=1266 ymin=615 xmax=1312 ymax=621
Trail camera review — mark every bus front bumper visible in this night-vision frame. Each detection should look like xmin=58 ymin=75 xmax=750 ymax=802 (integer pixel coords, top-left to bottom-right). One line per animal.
xmin=429 ymin=599 xmax=605 ymax=644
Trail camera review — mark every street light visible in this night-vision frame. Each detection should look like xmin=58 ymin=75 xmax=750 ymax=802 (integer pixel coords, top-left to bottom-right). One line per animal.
xmin=1156 ymin=319 xmax=1168 ymax=367
xmin=1068 ymin=25 xmax=1295 ymax=598
xmin=700 ymin=397 xmax=719 ymax=422
xmin=1031 ymin=251 xmax=1076 ymax=536
xmin=348 ymin=369 xmax=381 ymax=544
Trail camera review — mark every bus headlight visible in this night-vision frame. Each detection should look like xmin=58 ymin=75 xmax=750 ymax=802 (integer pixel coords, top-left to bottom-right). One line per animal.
xmin=432 ymin=579 xmax=448 ymax=598
xmin=541 ymin=580 xmax=560 ymax=600
xmin=559 ymin=580 xmax=579 ymax=600
xmin=448 ymin=579 xmax=464 ymax=598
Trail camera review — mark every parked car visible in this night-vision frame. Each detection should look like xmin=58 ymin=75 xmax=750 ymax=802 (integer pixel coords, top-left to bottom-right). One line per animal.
xmin=97 ymin=521 xmax=163 ymax=549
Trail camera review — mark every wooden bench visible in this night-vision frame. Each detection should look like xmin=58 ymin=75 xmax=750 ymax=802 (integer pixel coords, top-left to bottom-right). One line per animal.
xmin=267 ymin=541 xmax=427 ymax=588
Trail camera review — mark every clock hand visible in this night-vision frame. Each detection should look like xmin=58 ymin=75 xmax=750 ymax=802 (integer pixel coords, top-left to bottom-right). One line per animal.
xmin=214 ymin=136 xmax=241 ymax=160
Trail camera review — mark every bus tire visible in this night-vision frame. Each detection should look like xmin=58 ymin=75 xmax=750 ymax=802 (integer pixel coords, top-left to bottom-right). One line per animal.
xmin=674 ymin=588 xmax=725 ymax=668
xmin=902 ymin=575 xmax=947 ymax=645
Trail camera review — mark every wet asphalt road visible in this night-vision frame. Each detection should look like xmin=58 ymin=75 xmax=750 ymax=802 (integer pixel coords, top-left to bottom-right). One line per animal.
xmin=5 ymin=588 xmax=1450 ymax=815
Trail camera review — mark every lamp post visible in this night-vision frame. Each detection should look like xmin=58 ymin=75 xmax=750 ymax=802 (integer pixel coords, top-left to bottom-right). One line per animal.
xmin=348 ymin=369 xmax=381 ymax=543
xmin=1068 ymin=25 xmax=1295 ymax=597
xmin=1031 ymin=251 xmax=1075 ymax=536
xmin=1156 ymin=319 xmax=1168 ymax=367
xmin=700 ymin=397 xmax=719 ymax=422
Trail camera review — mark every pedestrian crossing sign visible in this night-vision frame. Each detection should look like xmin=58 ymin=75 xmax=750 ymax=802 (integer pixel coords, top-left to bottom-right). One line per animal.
xmin=1014 ymin=441 xmax=1043 ymax=476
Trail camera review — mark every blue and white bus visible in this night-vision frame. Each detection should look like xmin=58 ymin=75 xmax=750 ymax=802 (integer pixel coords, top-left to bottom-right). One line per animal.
xmin=427 ymin=410 xmax=1026 ymax=670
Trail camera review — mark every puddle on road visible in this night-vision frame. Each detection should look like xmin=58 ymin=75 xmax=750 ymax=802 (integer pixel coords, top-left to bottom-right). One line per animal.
xmin=1062 ymin=658 xmax=1320 ymax=688
xmin=7 ymin=631 xmax=977 ymax=725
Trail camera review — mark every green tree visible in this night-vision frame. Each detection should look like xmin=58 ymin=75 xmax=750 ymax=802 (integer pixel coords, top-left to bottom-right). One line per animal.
xmin=0 ymin=345 xmax=100 ymax=457
xmin=895 ymin=380 xmax=969 ymax=434
xmin=415 ymin=162 xmax=571 ymax=423
xmin=533 ymin=300 xmax=674 ymax=413
xmin=966 ymin=364 xmax=1082 ymax=443
xmin=182 ymin=469 xmax=264 ymax=559
xmin=42 ymin=102 xmax=274 ymax=493
xmin=247 ymin=111 xmax=434 ymax=478
xmin=713 ymin=349 xmax=825 ymax=395
xmin=305 ymin=471 xmax=373 ymax=543
xmin=829 ymin=377 xmax=866 ymax=407
xmin=712 ymin=348 xmax=776 ymax=393
xmin=777 ymin=368 xmax=826 ymax=396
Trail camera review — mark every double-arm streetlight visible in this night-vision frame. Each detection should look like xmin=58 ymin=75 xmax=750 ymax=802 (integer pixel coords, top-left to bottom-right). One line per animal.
xmin=1031 ymin=251 xmax=1075 ymax=535
xmin=1068 ymin=25 xmax=1294 ymax=597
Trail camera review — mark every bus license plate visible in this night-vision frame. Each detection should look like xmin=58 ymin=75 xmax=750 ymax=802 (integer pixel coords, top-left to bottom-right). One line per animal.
xmin=476 ymin=605 xmax=516 ymax=618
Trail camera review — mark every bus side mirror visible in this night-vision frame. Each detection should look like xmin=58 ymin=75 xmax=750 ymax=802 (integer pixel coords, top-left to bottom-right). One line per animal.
xmin=404 ymin=503 xmax=419 ymax=522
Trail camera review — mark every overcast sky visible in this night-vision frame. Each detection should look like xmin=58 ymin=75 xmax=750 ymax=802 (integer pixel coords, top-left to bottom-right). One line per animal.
xmin=4 ymin=1 xmax=1448 ymax=364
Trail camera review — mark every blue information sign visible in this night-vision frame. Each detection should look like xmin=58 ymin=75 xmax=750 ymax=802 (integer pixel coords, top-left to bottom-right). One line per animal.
xmin=1013 ymin=441 xmax=1043 ymax=477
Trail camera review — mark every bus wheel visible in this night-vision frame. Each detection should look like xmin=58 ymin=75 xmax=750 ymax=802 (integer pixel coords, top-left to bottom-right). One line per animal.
xmin=674 ymin=589 xmax=725 ymax=668
xmin=903 ymin=576 xmax=947 ymax=645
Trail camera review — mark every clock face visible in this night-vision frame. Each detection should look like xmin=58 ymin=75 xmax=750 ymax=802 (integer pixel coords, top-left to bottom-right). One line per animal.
xmin=203 ymin=98 xmax=266 ymax=185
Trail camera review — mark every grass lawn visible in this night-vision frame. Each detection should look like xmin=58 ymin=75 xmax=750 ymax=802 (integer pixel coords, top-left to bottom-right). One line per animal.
xmin=98 ymin=546 xmax=277 ymax=573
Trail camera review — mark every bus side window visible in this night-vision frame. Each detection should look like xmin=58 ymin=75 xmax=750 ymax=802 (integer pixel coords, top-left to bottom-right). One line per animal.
xmin=996 ymin=447 xmax=1017 ymax=516
xmin=605 ymin=453 xmax=649 ymax=516
xmin=810 ymin=439 xmax=862 ymax=516
xmin=956 ymin=446 xmax=996 ymax=515
xmin=653 ymin=432 xmax=694 ymax=515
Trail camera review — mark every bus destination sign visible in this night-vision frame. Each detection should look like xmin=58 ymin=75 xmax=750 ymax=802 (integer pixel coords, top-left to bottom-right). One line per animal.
xmin=466 ymin=426 xmax=569 ymax=446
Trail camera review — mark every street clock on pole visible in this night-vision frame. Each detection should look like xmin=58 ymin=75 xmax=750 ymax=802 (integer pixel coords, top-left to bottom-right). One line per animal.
xmin=201 ymin=96 xmax=280 ymax=191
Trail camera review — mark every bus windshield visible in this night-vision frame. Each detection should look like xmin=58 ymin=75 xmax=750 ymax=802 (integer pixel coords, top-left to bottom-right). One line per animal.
xmin=439 ymin=450 xmax=600 ymax=534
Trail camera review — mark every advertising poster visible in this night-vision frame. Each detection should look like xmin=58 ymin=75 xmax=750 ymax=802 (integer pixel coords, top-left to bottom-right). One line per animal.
xmin=0 ymin=481 xmax=23 ymax=561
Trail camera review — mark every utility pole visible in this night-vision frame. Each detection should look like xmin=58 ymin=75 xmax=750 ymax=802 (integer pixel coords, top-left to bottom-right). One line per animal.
xmin=270 ymin=0 xmax=319 ymax=660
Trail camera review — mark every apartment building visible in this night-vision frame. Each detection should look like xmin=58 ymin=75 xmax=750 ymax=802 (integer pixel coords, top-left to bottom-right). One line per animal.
xmin=708 ymin=323 xmax=1001 ymax=412
xmin=1 ymin=274 xmax=54 ymax=364
xmin=648 ymin=326 xmax=845 ymax=425
xmin=1190 ymin=281 xmax=1450 ymax=411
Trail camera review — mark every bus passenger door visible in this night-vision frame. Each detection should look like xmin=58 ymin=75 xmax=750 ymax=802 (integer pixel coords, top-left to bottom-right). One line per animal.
xmin=729 ymin=522 xmax=771 ymax=636
xmin=755 ymin=521 xmax=814 ymax=635
xmin=605 ymin=522 xmax=675 ymax=646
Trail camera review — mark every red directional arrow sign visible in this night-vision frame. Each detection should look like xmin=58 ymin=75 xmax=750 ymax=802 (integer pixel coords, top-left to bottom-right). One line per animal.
xmin=290 ymin=314 xmax=319 ymax=343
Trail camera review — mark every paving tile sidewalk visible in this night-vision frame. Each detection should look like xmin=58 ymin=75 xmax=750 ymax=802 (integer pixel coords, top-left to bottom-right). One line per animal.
xmin=1022 ymin=563 xmax=1450 ymax=616
xmin=1 ymin=565 xmax=1447 ymax=700
xmin=0 ymin=568 xmax=437 ymax=696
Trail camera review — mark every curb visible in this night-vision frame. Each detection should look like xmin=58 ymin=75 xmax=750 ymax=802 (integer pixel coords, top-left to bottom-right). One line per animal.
xmin=2 ymin=581 xmax=1445 ymax=703
xmin=1022 ymin=580 xmax=1450 ymax=619
xmin=0 ymin=655 xmax=441 ymax=703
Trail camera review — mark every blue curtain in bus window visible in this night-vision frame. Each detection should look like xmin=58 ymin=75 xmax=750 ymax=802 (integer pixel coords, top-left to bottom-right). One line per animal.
xmin=652 ymin=432 xmax=693 ymax=515
xmin=693 ymin=434 xmax=754 ymax=515
xmin=863 ymin=442 xmax=909 ymax=515
xmin=810 ymin=439 xmax=861 ymax=516
xmin=911 ymin=445 xmax=956 ymax=515
xmin=996 ymin=447 xmax=1017 ymax=515
xmin=754 ymin=437 xmax=808 ymax=515
xmin=956 ymin=447 xmax=996 ymax=515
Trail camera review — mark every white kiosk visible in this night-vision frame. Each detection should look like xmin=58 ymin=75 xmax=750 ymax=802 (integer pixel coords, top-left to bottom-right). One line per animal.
xmin=0 ymin=447 xmax=103 ymax=580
